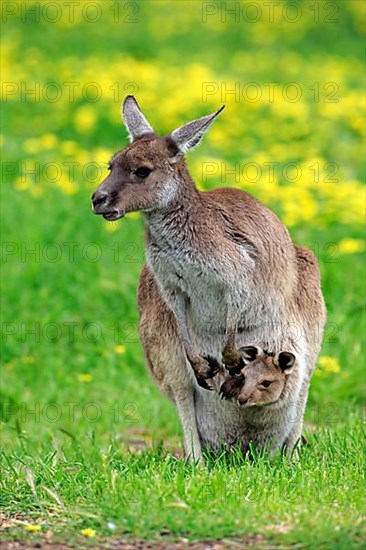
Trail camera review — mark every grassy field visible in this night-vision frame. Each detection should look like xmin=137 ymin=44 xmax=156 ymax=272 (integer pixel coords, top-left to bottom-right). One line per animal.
xmin=1 ymin=1 xmax=365 ymax=548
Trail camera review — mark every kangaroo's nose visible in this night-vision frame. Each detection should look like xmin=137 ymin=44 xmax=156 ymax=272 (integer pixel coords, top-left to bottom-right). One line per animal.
xmin=92 ymin=190 xmax=108 ymax=209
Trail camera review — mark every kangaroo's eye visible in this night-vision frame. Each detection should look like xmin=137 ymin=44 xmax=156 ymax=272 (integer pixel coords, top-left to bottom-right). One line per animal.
xmin=260 ymin=380 xmax=272 ymax=388
xmin=134 ymin=167 xmax=152 ymax=178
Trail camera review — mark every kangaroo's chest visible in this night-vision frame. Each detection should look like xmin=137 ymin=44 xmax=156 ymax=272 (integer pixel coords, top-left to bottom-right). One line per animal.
xmin=145 ymin=229 xmax=271 ymax=336
xmin=147 ymin=243 xmax=227 ymax=323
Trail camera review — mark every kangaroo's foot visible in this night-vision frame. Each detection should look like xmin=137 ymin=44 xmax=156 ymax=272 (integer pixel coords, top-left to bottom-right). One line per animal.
xmin=188 ymin=354 xmax=222 ymax=390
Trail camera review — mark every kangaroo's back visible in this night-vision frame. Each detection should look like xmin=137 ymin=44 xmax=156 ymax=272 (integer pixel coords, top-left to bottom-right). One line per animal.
xmin=293 ymin=244 xmax=326 ymax=369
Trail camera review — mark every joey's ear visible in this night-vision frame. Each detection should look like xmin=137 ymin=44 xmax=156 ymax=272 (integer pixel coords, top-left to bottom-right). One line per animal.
xmin=274 ymin=352 xmax=296 ymax=373
xmin=122 ymin=96 xmax=155 ymax=142
xmin=239 ymin=345 xmax=263 ymax=365
xmin=170 ymin=105 xmax=225 ymax=154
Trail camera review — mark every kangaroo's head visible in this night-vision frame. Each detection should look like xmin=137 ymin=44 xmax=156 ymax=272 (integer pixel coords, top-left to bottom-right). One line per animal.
xmin=220 ymin=346 xmax=296 ymax=408
xmin=91 ymin=96 xmax=224 ymax=220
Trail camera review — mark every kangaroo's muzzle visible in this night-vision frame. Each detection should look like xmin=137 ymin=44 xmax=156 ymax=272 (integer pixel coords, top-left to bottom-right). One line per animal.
xmin=91 ymin=191 xmax=125 ymax=220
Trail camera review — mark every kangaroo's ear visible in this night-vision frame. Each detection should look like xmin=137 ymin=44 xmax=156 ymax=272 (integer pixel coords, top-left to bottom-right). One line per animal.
xmin=239 ymin=345 xmax=262 ymax=365
xmin=170 ymin=105 xmax=225 ymax=154
xmin=122 ymin=96 xmax=155 ymax=142
xmin=274 ymin=352 xmax=296 ymax=374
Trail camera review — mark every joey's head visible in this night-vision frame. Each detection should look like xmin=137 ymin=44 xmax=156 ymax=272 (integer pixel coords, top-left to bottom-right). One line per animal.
xmin=221 ymin=346 xmax=296 ymax=408
xmin=91 ymin=96 xmax=225 ymax=221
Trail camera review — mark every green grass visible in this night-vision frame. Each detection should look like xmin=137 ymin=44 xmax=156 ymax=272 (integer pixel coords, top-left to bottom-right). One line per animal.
xmin=1 ymin=420 xmax=365 ymax=548
xmin=1 ymin=0 xmax=365 ymax=547
xmin=1 ymin=186 xmax=365 ymax=548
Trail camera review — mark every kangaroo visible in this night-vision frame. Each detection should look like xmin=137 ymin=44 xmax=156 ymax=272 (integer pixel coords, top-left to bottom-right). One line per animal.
xmin=218 ymin=346 xmax=296 ymax=408
xmin=92 ymin=96 xmax=326 ymax=460
xmin=216 ymin=345 xmax=298 ymax=453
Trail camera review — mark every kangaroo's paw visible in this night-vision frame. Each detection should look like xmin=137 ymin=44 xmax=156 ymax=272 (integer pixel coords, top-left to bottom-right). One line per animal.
xmin=202 ymin=355 xmax=222 ymax=377
xmin=219 ymin=376 xmax=244 ymax=400
xmin=188 ymin=355 xmax=222 ymax=391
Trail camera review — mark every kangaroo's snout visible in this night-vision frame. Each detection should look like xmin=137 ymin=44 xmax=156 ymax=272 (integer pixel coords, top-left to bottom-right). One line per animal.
xmin=92 ymin=190 xmax=108 ymax=210
xmin=91 ymin=189 xmax=124 ymax=221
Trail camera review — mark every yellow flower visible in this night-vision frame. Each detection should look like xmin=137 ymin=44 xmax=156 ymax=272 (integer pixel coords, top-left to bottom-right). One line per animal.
xmin=60 ymin=140 xmax=79 ymax=156
xmin=78 ymin=373 xmax=93 ymax=382
xmin=25 ymin=524 xmax=41 ymax=532
xmin=126 ymin=212 xmax=140 ymax=220
xmin=56 ymin=175 xmax=78 ymax=195
xmin=315 ymin=356 xmax=341 ymax=377
xmin=93 ymin=147 xmax=113 ymax=166
xmin=81 ymin=528 xmax=96 ymax=537
xmin=74 ymin=105 xmax=97 ymax=133
xmin=114 ymin=345 xmax=126 ymax=354
xmin=104 ymin=221 xmax=120 ymax=232
xmin=40 ymin=133 xmax=58 ymax=149
xmin=14 ymin=176 xmax=30 ymax=191
xmin=337 ymin=238 xmax=365 ymax=255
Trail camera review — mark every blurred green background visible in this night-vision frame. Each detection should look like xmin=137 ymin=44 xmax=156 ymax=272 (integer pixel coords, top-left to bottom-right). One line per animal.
xmin=1 ymin=0 xmax=365 ymax=544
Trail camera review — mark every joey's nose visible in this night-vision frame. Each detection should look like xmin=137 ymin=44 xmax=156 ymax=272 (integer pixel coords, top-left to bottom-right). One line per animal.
xmin=92 ymin=190 xmax=108 ymax=210
xmin=238 ymin=396 xmax=248 ymax=406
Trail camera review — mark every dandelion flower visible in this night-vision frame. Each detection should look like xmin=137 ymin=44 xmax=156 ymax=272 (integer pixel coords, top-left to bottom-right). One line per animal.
xmin=40 ymin=133 xmax=58 ymax=149
xmin=74 ymin=105 xmax=97 ymax=133
xmin=78 ymin=373 xmax=93 ymax=382
xmin=126 ymin=212 xmax=140 ymax=220
xmin=81 ymin=528 xmax=96 ymax=537
xmin=337 ymin=238 xmax=365 ymax=255
xmin=315 ymin=356 xmax=341 ymax=377
xmin=104 ymin=221 xmax=119 ymax=232
xmin=25 ymin=524 xmax=41 ymax=532
xmin=60 ymin=140 xmax=79 ymax=156
xmin=114 ymin=345 xmax=126 ymax=354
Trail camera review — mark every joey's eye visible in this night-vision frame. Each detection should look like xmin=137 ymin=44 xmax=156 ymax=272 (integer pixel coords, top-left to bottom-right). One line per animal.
xmin=260 ymin=380 xmax=272 ymax=388
xmin=134 ymin=166 xmax=152 ymax=178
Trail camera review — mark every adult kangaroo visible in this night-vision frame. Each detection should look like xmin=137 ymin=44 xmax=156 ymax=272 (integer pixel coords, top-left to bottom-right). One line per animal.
xmin=92 ymin=96 xmax=326 ymax=461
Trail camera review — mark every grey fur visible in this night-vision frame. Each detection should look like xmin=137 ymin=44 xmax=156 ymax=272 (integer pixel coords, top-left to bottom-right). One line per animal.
xmin=122 ymin=95 xmax=155 ymax=142
xmin=171 ymin=105 xmax=225 ymax=153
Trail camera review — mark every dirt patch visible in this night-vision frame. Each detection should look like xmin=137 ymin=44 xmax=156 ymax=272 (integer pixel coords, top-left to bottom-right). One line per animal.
xmin=0 ymin=535 xmax=268 ymax=550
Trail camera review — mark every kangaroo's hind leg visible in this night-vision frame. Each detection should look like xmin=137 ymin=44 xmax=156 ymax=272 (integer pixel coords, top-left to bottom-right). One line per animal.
xmin=138 ymin=265 xmax=203 ymax=462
